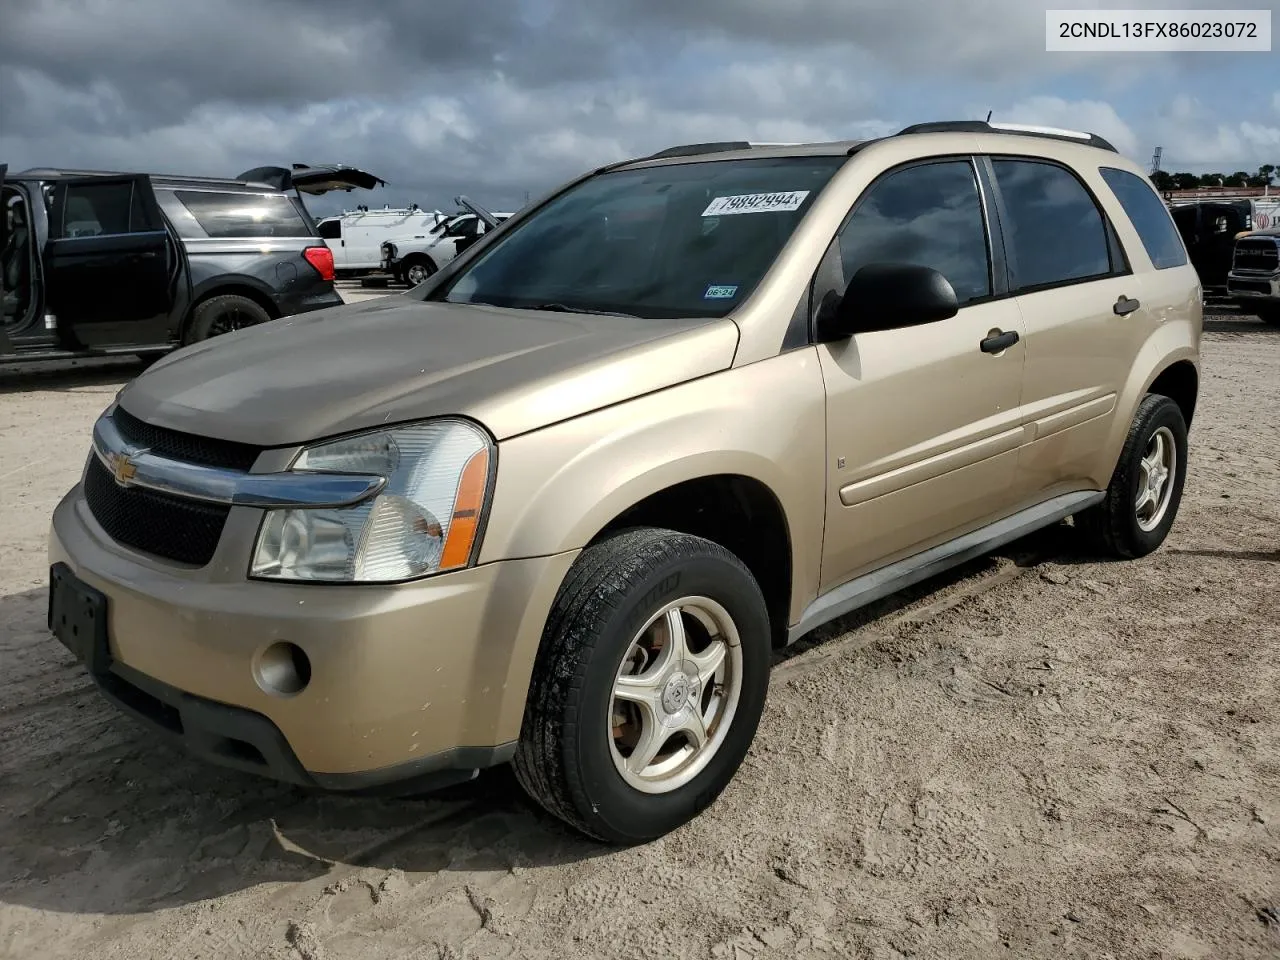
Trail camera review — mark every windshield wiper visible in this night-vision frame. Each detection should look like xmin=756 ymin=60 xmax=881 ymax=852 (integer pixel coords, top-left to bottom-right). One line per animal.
xmin=530 ymin=302 xmax=639 ymax=318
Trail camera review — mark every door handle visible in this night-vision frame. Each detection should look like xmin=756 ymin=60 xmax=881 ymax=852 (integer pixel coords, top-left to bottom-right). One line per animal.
xmin=980 ymin=329 xmax=1019 ymax=354
xmin=1114 ymin=295 xmax=1140 ymax=316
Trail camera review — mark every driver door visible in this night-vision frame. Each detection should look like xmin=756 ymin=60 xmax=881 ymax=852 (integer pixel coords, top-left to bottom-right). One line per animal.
xmin=0 ymin=163 xmax=10 ymax=355
xmin=44 ymin=174 xmax=174 ymax=348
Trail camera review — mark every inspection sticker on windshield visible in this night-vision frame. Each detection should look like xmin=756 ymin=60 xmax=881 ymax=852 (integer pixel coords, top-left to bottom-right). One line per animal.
xmin=704 ymin=284 xmax=739 ymax=300
xmin=701 ymin=191 xmax=810 ymax=216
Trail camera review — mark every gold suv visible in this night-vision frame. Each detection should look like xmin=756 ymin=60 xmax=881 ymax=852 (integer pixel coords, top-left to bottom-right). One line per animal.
xmin=48 ymin=121 xmax=1202 ymax=843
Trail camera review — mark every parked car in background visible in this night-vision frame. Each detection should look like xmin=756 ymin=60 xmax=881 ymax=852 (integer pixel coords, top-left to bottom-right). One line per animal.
xmin=0 ymin=162 xmax=384 ymax=365
xmin=316 ymin=206 xmax=449 ymax=278
xmin=1169 ymin=200 xmax=1251 ymax=289
xmin=49 ymin=120 xmax=1200 ymax=844
xmin=1226 ymin=228 xmax=1280 ymax=324
xmin=382 ymin=201 xmax=513 ymax=286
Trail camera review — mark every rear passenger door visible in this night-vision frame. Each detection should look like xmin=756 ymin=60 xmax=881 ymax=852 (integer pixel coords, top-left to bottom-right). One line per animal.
xmin=985 ymin=157 xmax=1148 ymax=501
xmin=817 ymin=158 xmax=1027 ymax=591
xmin=45 ymin=175 xmax=174 ymax=348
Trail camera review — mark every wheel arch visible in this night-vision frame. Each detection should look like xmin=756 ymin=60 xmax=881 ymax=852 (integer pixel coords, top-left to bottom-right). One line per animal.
xmin=399 ymin=252 xmax=438 ymax=283
xmin=181 ymin=281 xmax=280 ymax=340
xmin=1100 ymin=327 xmax=1200 ymax=480
xmin=590 ymin=473 xmax=795 ymax=649
xmin=1146 ymin=358 xmax=1199 ymax=429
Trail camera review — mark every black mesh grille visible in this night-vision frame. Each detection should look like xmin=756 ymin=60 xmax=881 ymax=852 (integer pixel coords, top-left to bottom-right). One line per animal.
xmin=113 ymin=406 xmax=261 ymax=471
xmin=1233 ymin=240 xmax=1279 ymax=273
xmin=83 ymin=456 xmax=230 ymax=566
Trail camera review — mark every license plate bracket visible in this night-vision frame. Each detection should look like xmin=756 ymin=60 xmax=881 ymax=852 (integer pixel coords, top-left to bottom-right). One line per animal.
xmin=48 ymin=563 xmax=111 ymax=676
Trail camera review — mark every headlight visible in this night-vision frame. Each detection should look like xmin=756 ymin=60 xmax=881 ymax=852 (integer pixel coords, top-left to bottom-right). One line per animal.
xmin=250 ymin=419 xmax=493 ymax=583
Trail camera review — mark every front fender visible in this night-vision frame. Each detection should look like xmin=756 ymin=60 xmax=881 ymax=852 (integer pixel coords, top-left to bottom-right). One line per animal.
xmin=478 ymin=349 xmax=829 ymax=625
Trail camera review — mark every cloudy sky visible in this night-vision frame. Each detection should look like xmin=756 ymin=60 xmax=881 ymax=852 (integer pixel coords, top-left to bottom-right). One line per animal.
xmin=2 ymin=0 xmax=1279 ymax=215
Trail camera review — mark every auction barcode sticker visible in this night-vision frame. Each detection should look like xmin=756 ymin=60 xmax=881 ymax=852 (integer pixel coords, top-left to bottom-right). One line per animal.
xmin=702 ymin=191 xmax=810 ymax=216
xmin=1046 ymin=9 xmax=1271 ymax=51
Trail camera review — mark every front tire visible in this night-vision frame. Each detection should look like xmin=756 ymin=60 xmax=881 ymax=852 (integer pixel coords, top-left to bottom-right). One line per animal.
xmin=402 ymin=256 xmax=436 ymax=287
xmin=514 ymin=528 xmax=771 ymax=844
xmin=1077 ymin=393 xmax=1188 ymax=558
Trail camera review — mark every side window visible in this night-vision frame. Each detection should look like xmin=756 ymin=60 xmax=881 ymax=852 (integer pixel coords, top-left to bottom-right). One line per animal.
xmin=172 ymin=191 xmax=311 ymax=238
xmin=992 ymin=160 xmax=1114 ymax=290
xmin=1099 ymin=167 xmax=1188 ymax=270
xmin=317 ymin=219 xmax=342 ymax=239
xmin=838 ymin=160 xmax=992 ymax=305
xmin=448 ymin=216 xmax=480 ymax=238
xmin=63 ymin=182 xmax=134 ymax=238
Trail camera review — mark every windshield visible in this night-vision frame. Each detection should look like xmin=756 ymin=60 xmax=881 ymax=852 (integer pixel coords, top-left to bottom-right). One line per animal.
xmin=433 ymin=156 xmax=846 ymax=319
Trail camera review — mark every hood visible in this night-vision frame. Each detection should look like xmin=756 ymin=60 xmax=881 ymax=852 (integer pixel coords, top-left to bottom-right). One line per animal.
xmin=456 ymin=194 xmax=499 ymax=229
xmin=117 ymin=298 xmax=739 ymax=446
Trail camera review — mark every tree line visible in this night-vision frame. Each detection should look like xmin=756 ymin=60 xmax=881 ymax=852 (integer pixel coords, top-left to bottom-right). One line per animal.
xmin=1151 ymin=165 xmax=1276 ymax=190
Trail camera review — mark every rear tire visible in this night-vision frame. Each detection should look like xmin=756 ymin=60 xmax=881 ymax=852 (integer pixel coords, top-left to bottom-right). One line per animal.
xmin=514 ymin=528 xmax=771 ymax=844
xmin=184 ymin=294 xmax=272 ymax=344
xmin=1077 ymin=394 xmax=1188 ymax=559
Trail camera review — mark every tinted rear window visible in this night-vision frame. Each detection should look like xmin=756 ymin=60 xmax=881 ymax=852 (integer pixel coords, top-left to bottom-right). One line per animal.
xmin=1099 ymin=167 xmax=1189 ymax=270
xmin=173 ymin=190 xmax=311 ymax=238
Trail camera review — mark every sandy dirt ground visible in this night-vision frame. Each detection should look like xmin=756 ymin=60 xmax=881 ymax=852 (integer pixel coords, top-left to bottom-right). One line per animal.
xmin=0 ymin=293 xmax=1277 ymax=960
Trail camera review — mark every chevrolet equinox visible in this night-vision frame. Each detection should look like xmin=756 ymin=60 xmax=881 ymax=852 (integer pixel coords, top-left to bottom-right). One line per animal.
xmin=48 ymin=121 xmax=1202 ymax=844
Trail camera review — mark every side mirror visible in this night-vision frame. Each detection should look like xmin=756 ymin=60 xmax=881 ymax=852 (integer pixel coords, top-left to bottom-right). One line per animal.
xmin=819 ymin=263 xmax=960 ymax=340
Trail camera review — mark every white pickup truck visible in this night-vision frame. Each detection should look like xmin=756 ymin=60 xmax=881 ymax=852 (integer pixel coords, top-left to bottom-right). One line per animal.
xmin=382 ymin=199 xmax=513 ymax=286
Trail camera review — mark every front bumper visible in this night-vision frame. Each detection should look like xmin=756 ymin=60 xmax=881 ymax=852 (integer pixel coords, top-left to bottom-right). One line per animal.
xmin=48 ymin=487 xmax=577 ymax=791
xmin=1226 ymin=273 xmax=1280 ymax=302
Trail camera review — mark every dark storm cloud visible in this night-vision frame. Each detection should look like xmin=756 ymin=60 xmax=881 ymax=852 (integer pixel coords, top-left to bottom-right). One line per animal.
xmin=0 ymin=0 xmax=617 ymax=124
xmin=3 ymin=0 xmax=1277 ymax=211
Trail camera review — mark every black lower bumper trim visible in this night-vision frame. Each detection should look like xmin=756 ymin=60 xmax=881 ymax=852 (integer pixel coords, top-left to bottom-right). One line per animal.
xmin=92 ymin=659 xmax=514 ymax=796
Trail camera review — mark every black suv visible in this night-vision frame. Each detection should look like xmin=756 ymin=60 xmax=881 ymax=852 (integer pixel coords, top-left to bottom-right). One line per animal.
xmin=1 ymin=162 xmax=384 ymax=365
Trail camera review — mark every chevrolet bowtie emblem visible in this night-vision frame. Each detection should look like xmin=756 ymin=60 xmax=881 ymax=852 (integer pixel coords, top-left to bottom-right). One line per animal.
xmin=107 ymin=451 xmax=140 ymax=485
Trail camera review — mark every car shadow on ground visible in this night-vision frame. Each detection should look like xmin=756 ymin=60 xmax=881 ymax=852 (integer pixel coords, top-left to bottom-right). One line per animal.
xmin=0 ymin=585 xmax=605 ymax=918
xmin=0 ymin=357 xmax=150 ymax=396
xmin=1166 ymin=547 xmax=1280 ymax=562
xmin=1203 ymin=316 xmax=1275 ymax=335
xmin=0 ymin=520 xmax=1101 ymax=917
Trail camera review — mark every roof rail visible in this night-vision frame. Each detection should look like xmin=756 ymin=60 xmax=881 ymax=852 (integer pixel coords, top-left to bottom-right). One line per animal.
xmin=895 ymin=120 xmax=1119 ymax=153
xmin=643 ymin=141 xmax=754 ymax=160
xmin=13 ymin=167 xmax=279 ymax=188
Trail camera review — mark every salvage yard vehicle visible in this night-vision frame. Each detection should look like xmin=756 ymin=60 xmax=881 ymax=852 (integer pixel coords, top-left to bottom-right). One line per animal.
xmin=1226 ymin=228 xmax=1280 ymax=325
xmin=381 ymin=199 xmax=513 ymax=286
xmin=1170 ymin=199 xmax=1252 ymax=289
xmin=315 ymin=205 xmax=448 ymax=278
xmin=0 ymin=162 xmax=383 ymax=365
xmin=48 ymin=121 xmax=1201 ymax=844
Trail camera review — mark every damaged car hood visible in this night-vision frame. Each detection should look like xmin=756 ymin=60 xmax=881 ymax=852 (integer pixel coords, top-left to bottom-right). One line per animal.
xmin=116 ymin=297 xmax=739 ymax=446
